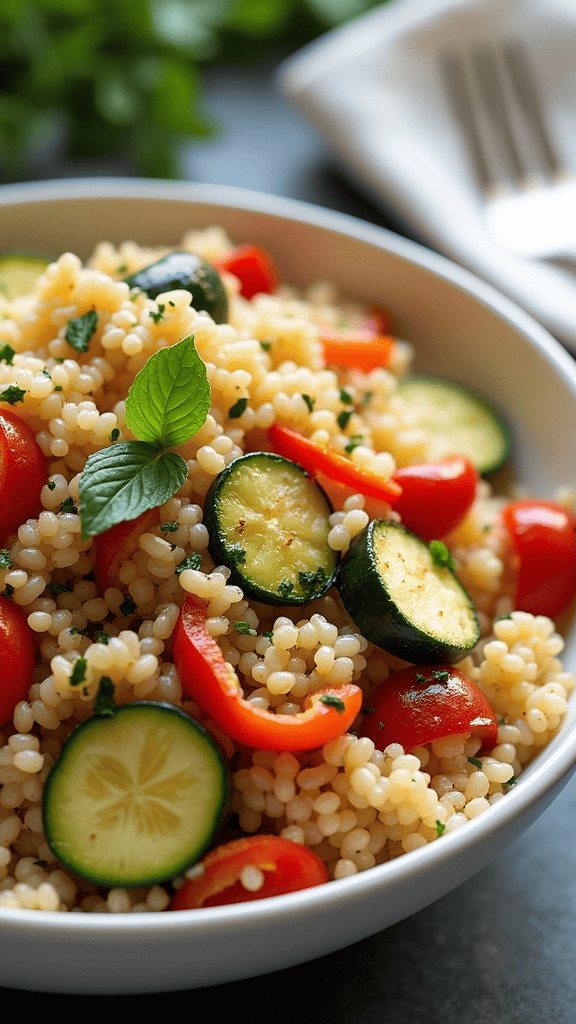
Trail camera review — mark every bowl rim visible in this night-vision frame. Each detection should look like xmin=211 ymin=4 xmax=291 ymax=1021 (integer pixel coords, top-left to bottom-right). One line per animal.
xmin=0 ymin=176 xmax=575 ymax=937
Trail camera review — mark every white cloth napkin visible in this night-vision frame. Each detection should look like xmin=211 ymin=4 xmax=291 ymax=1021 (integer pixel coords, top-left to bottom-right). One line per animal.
xmin=277 ymin=0 xmax=576 ymax=353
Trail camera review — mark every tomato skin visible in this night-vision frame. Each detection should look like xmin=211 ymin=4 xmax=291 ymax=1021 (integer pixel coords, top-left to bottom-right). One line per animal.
xmin=170 ymin=836 xmax=328 ymax=909
xmin=391 ymin=456 xmax=479 ymax=540
xmin=267 ymin=424 xmax=401 ymax=503
xmin=0 ymin=595 xmax=35 ymax=726
xmin=215 ymin=245 xmax=278 ymax=300
xmin=0 ymin=410 xmax=47 ymax=542
xmin=173 ymin=594 xmax=363 ymax=751
xmin=503 ymin=499 xmax=576 ymax=618
xmin=360 ymin=664 xmax=498 ymax=752
xmin=95 ymin=507 xmax=160 ymax=593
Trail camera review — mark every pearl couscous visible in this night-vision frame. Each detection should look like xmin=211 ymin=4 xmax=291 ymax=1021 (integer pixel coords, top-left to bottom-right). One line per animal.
xmin=0 ymin=228 xmax=573 ymax=913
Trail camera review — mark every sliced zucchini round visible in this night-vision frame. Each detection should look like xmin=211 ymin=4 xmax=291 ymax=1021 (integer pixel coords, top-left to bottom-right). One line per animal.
xmin=204 ymin=452 xmax=338 ymax=605
xmin=337 ymin=520 xmax=480 ymax=663
xmin=0 ymin=255 xmax=50 ymax=300
xmin=395 ymin=374 xmax=510 ymax=474
xmin=123 ymin=251 xmax=228 ymax=324
xmin=42 ymin=701 xmax=230 ymax=888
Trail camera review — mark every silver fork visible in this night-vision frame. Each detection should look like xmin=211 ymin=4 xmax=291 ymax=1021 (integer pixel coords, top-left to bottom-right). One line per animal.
xmin=441 ymin=41 xmax=576 ymax=261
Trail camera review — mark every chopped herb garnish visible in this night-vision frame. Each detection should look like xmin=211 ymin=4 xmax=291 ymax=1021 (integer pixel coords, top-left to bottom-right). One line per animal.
xmin=361 ymin=705 xmax=375 ymax=715
xmin=54 ymin=385 xmax=63 ymax=392
xmin=110 ymin=428 xmax=120 ymax=443
xmin=278 ymin=580 xmax=294 ymax=598
xmin=415 ymin=669 xmax=450 ymax=684
xmin=337 ymin=410 xmax=353 ymax=430
xmin=467 ymin=756 xmax=484 ymax=770
xmin=430 ymin=540 xmax=455 ymax=570
xmin=302 ymin=394 xmax=315 ymax=412
xmin=65 ymin=309 xmax=98 ymax=353
xmin=161 ymin=520 xmax=179 ymax=533
xmin=361 ymin=391 xmax=374 ymax=405
xmin=228 ymin=396 xmax=248 ymax=419
xmin=47 ymin=582 xmax=72 ymax=595
xmin=119 ymin=595 xmax=137 ymax=616
xmin=3 ymin=584 xmax=14 ymax=597
xmin=435 ymin=820 xmax=446 ymax=837
xmin=93 ymin=630 xmax=110 ymax=645
xmin=261 ymin=631 xmax=274 ymax=640
xmin=33 ymin=859 xmax=48 ymax=868
xmin=47 ymin=480 xmax=56 ymax=490
xmin=319 ymin=694 xmax=345 ymax=713
xmin=0 ymin=549 xmax=11 ymax=569
xmin=339 ymin=388 xmax=353 ymax=405
xmin=69 ymin=656 xmax=87 ymax=687
xmin=344 ymin=434 xmax=364 ymax=454
xmin=93 ymin=676 xmax=116 ymax=717
xmin=69 ymin=626 xmax=89 ymax=637
xmin=260 ymin=341 xmax=271 ymax=351
xmin=298 ymin=566 xmax=327 ymax=596
xmin=230 ymin=545 xmax=247 ymax=565
xmin=60 ymin=497 xmax=78 ymax=514
xmin=503 ymin=775 xmax=517 ymax=788
xmin=116 ymin=263 xmax=128 ymax=274
xmin=0 ymin=344 xmax=15 ymax=364
xmin=42 ymin=368 xmax=51 ymax=378
xmin=0 ymin=384 xmax=26 ymax=405
xmin=235 ymin=621 xmax=257 ymax=636
xmin=176 ymin=553 xmax=202 ymax=574
xmin=149 ymin=303 xmax=165 ymax=324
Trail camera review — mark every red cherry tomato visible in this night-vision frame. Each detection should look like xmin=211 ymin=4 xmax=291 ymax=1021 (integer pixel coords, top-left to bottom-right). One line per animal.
xmin=214 ymin=245 xmax=279 ymax=300
xmin=391 ymin=455 xmax=479 ymax=540
xmin=0 ymin=595 xmax=35 ymax=726
xmin=0 ymin=409 xmax=47 ymax=542
xmin=359 ymin=664 xmax=498 ymax=752
xmin=170 ymin=836 xmax=328 ymax=910
xmin=95 ymin=507 xmax=159 ymax=593
xmin=503 ymin=499 xmax=576 ymax=619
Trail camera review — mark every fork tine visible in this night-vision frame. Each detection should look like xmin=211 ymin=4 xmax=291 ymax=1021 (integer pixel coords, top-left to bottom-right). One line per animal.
xmin=502 ymin=41 xmax=564 ymax=179
xmin=440 ymin=51 xmax=493 ymax=192
xmin=469 ymin=45 xmax=525 ymax=184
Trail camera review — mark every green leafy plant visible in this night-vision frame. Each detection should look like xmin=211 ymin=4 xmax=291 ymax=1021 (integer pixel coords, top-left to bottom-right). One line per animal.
xmin=1 ymin=0 xmax=381 ymax=181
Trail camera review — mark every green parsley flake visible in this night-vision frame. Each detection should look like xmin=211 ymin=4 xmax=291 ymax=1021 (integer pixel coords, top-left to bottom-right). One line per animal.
xmin=110 ymin=428 xmax=120 ymax=443
xmin=149 ymin=304 xmax=165 ymax=324
xmin=435 ymin=820 xmax=446 ymax=837
xmin=3 ymin=584 xmax=14 ymax=597
xmin=0 ymin=385 xmax=26 ymax=405
xmin=228 ymin=397 xmax=248 ymax=419
xmin=161 ymin=521 xmax=179 ymax=533
xmin=47 ymin=480 xmax=56 ymax=490
xmin=278 ymin=580 xmax=294 ymax=598
xmin=467 ymin=756 xmax=484 ymax=770
xmin=302 ymin=394 xmax=315 ymax=412
xmin=319 ymin=694 xmax=345 ymax=713
xmin=93 ymin=630 xmax=111 ymax=645
xmin=0 ymin=344 xmax=15 ymax=365
xmin=69 ymin=656 xmax=87 ymax=687
xmin=260 ymin=341 xmax=271 ymax=351
xmin=47 ymin=582 xmax=72 ymax=595
xmin=339 ymin=388 xmax=353 ymax=405
xmin=0 ymin=549 xmax=11 ymax=569
xmin=65 ymin=309 xmax=98 ymax=353
xmin=430 ymin=540 xmax=455 ymax=570
xmin=344 ymin=435 xmax=364 ymax=454
xmin=60 ymin=497 xmax=78 ymax=514
xmin=337 ymin=410 xmax=353 ymax=430
xmin=235 ymin=621 xmax=257 ymax=636
xmin=176 ymin=553 xmax=202 ymax=574
xmin=119 ymin=595 xmax=137 ymax=616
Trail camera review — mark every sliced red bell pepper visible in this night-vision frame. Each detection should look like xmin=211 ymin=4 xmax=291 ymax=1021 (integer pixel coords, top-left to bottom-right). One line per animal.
xmin=214 ymin=244 xmax=279 ymax=299
xmin=360 ymin=664 xmax=498 ymax=752
xmin=318 ymin=327 xmax=395 ymax=373
xmin=267 ymin=424 xmax=402 ymax=504
xmin=172 ymin=594 xmax=363 ymax=751
xmin=503 ymin=499 xmax=576 ymax=619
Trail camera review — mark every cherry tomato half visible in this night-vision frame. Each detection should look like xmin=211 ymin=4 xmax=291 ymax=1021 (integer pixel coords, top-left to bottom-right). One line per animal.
xmin=503 ymin=499 xmax=576 ymax=619
xmin=0 ymin=409 xmax=47 ymax=542
xmin=391 ymin=455 xmax=479 ymax=540
xmin=95 ymin=507 xmax=160 ymax=593
xmin=214 ymin=245 xmax=279 ymax=300
xmin=170 ymin=836 xmax=329 ymax=910
xmin=0 ymin=595 xmax=35 ymax=726
xmin=360 ymin=664 xmax=498 ymax=752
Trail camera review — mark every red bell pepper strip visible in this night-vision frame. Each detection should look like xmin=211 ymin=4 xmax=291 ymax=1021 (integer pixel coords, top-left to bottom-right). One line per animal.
xmin=172 ymin=595 xmax=363 ymax=751
xmin=502 ymin=499 xmax=576 ymax=619
xmin=170 ymin=835 xmax=328 ymax=909
xmin=267 ymin=424 xmax=402 ymax=504
xmin=391 ymin=455 xmax=479 ymax=540
xmin=360 ymin=664 xmax=498 ymax=752
xmin=318 ymin=327 xmax=395 ymax=373
xmin=214 ymin=244 xmax=279 ymax=299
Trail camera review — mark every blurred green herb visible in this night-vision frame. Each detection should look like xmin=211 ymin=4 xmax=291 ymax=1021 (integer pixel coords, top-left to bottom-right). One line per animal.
xmin=1 ymin=0 xmax=383 ymax=181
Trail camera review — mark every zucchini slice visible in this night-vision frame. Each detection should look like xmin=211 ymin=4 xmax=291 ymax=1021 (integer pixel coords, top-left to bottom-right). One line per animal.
xmin=123 ymin=251 xmax=228 ymax=324
xmin=395 ymin=374 xmax=510 ymax=474
xmin=0 ymin=255 xmax=50 ymax=299
xmin=337 ymin=520 xmax=479 ymax=663
xmin=42 ymin=701 xmax=230 ymax=888
xmin=204 ymin=452 xmax=338 ymax=605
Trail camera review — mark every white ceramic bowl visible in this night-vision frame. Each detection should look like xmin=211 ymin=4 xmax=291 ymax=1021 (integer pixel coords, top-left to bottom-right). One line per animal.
xmin=1 ymin=178 xmax=576 ymax=995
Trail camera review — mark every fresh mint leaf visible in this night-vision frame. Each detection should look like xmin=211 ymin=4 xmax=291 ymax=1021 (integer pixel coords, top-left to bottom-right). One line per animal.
xmin=65 ymin=310 xmax=98 ymax=353
xmin=79 ymin=441 xmax=187 ymax=539
xmin=125 ymin=334 xmax=210 ymax=448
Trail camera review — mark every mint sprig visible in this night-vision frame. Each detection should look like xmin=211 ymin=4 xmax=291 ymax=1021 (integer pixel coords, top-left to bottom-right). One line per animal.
xmin=79 ymin=335 xmax=210 ymax=539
